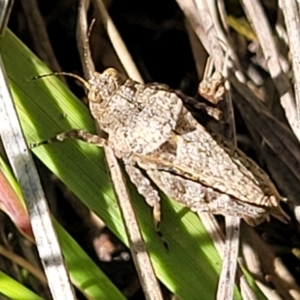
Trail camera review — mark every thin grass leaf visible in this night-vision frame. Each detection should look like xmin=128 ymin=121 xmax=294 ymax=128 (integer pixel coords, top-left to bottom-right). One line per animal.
xmin=0 ymin=270 xmax=44 ymax=300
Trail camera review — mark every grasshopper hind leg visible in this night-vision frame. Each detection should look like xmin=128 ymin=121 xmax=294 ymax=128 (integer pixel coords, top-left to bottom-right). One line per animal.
xmin=124 ymin=162 xmax=161 ymax=225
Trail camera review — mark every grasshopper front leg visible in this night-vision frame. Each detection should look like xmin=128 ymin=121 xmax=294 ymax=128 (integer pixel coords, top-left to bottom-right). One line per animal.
xmin=32 ymin=129 xmax=108 ymax=148
xmin=56 ymin=130 xmax=108 ymax=147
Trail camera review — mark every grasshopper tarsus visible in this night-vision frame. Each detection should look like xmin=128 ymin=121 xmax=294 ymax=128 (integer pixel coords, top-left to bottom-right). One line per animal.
xmin=31 ymin=129 xmax=108 ymax=149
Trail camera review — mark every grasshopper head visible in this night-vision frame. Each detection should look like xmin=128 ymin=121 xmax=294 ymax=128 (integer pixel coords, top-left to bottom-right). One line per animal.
xmin=88 ymin=68 xmax=121 ymax=103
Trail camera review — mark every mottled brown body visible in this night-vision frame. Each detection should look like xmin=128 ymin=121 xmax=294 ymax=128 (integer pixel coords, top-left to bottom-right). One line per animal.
xmin=69 ymin=68 xmax=287 ymax=226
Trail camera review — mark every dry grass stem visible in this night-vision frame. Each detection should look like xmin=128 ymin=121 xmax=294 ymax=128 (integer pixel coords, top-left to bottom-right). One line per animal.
xmin=0 ymin=245 xmax=47 ymax=284
xmin=92 ymin=0 xmax=143 ymax=82
xmin=217 ymin=216 xmax=241 ymax=300
xmin=0 ymin=59 xmax=75 ymax=299
xmin=240 ymin=0 xmax=299 ymax=140
xmin=19 ymin=0 xmax=65 ymax=82
xmin=77 ymin=3 xmax=163 ymax=299
xmin=280 ymin=0 xmax=300 ymax=131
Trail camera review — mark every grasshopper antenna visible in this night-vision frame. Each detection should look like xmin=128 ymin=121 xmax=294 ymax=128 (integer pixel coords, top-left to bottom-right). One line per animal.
xmin=32 ymin=72 xmax=90 ymax=90
xmin=31 ymin=20 xmax=97 ymax=90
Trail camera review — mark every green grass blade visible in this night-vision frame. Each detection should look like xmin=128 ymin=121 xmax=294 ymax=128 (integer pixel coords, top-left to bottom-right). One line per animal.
xmin=0 ymin=271 xmax=44 ymax=300
xmin=55 ymin=220 xmax=126 ymax=300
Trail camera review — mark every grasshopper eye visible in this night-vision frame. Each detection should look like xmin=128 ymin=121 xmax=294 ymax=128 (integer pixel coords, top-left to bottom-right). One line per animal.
xmin=103 ymin=68 xmax=119 ymax=80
